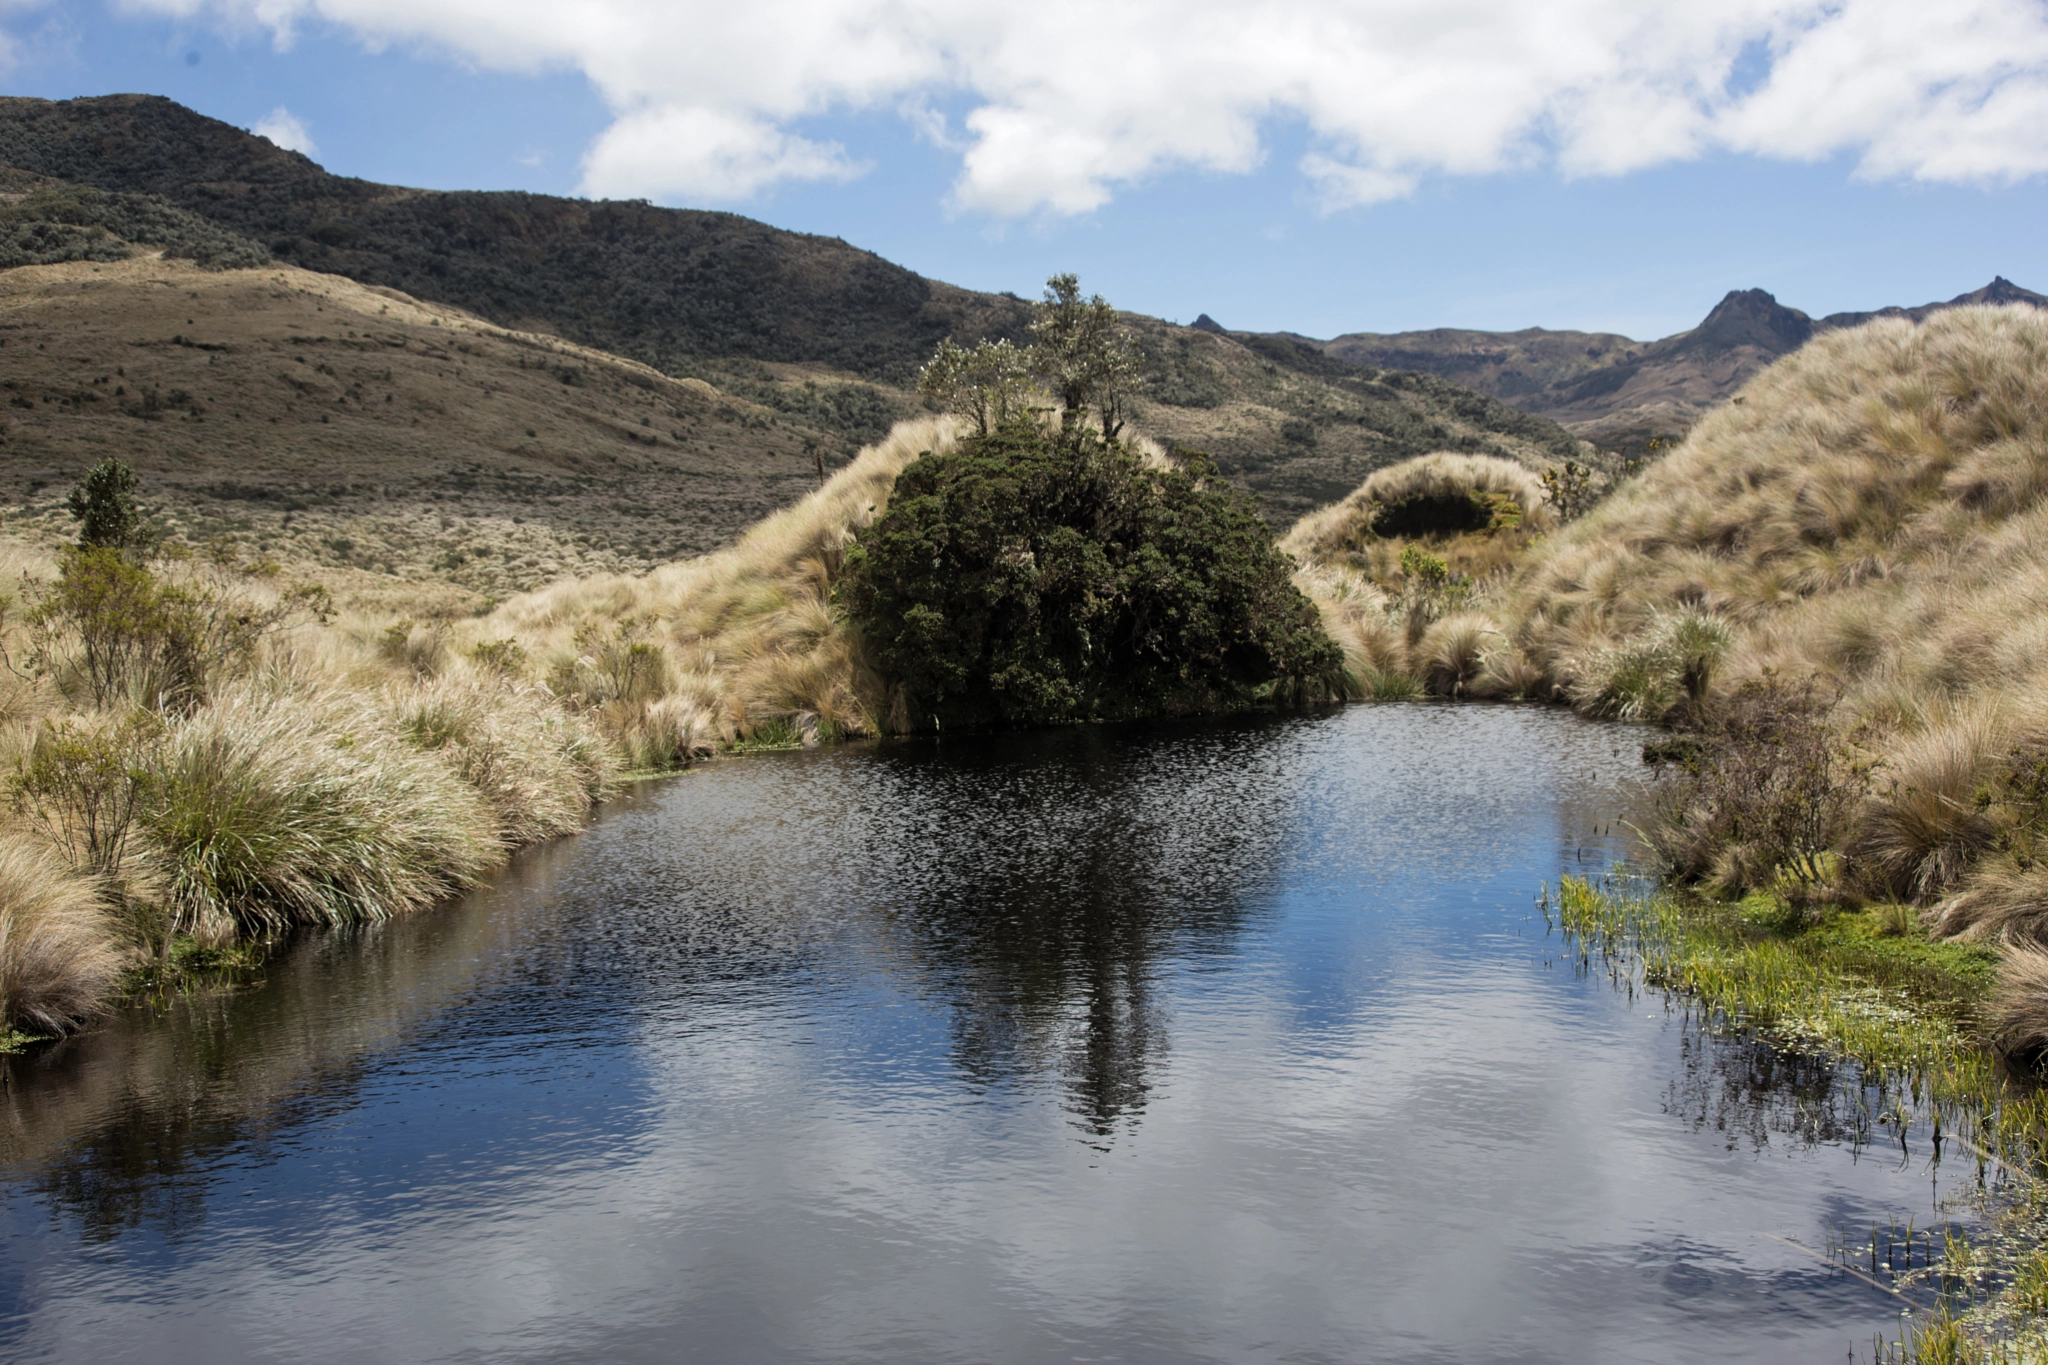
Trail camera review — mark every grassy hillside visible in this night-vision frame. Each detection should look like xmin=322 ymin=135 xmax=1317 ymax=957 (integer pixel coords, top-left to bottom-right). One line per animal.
xmin=0 ymin=94 xmax=1596 ymax=532
xmin=1284 ymin=302 xmax=2048 ymax=961
xmin=0 ymin=252 xmax=904 ymax=606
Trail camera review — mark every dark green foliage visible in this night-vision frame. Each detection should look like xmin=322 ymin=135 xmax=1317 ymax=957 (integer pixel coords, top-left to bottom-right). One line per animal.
xmin=843 ymin=421 xmax=1341 ymax=727
xmin=753 ymin=379 xmax=900 ymax=446
xmin=0 ymin=185 xmax=268 ymax=270
xmin=66 ymin=458 xmax=142 ymax=550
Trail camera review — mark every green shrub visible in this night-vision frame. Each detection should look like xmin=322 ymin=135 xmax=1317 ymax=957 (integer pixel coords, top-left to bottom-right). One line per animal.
xmin=1398 ymin=543 xmax=1449 ymax=585
xmin=26 ymin=546 xmax=330 ymax=711
xmin=842 ymin=419 xmax=1340 ymax=727
xmin=66 ymin=458 xmax=144 ymax=551
xmin=10 ymin=711 xmax=158 ymax=882
xmin=548 ymin=616 xmax=669 ymax=705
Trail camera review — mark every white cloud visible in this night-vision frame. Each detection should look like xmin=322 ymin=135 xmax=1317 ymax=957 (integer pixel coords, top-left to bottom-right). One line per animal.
xmin=581 ymin=105 xmax=864 ymax=201
xmin=121 ymin=0 xmax=2048 ymax=212
xmin=252 ymin=105 xmax=316 ymax=154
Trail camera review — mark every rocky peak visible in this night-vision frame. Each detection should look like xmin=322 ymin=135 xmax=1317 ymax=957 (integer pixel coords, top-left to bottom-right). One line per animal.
xmin=1673 ymin=288 xmax=1814 ymax=357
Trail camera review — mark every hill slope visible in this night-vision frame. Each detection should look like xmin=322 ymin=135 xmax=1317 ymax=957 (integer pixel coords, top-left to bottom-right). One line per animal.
xmin=0 ymin=253 xmax=844 ymax=604
xmin=0 ymin=94 xmax=1597 ymax=538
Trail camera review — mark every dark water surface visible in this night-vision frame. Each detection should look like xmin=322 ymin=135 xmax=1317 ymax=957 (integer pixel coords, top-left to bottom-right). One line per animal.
xmin=0 ymin=706 xmax=1963 ymax=1362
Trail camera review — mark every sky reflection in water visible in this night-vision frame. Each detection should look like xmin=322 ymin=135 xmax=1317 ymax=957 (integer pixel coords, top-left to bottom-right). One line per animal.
xmin=0 ymin=705 xmax=1968 ymax=1362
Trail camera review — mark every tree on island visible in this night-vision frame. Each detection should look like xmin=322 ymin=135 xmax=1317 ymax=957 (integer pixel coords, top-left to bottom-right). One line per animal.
xmin=850 ymin=277 xmax=1338 ymax=730
xmin=915 ymin=273 xmax=1139 ymax=440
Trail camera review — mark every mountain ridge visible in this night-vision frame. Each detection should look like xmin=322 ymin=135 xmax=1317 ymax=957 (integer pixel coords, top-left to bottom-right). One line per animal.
xmin=1313 ymin=278 xmax=2048 ymax=449
xmin=0 ymin=93 xmax=1596 ymax=580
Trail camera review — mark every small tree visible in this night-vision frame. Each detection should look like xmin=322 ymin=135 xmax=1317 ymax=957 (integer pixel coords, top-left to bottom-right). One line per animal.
xmin=917 ymin=337 xmax=1039 ymax=437
xmin=1029 ymin=273 xmax=1138 ymax=440
xmin=66 ymin=458 xmax=144 ymax=551
xmin=24 ymin=543 xmax=331 ymax=712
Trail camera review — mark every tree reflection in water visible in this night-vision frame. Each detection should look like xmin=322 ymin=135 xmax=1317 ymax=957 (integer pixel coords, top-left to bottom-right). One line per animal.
xmin=838 ymin=719 xmax=1305 ymax=1141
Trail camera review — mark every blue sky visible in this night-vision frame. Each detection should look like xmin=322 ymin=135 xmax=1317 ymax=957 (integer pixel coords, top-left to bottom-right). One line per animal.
xmin=3 ymin=1 xmax=2046 ymax=342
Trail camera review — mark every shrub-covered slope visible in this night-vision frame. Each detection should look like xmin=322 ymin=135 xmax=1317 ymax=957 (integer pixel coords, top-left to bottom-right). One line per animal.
xmin=0 ymin=253 xmax=881 ymax=603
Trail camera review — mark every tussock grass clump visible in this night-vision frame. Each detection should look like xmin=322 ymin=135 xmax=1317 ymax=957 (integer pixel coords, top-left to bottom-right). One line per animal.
xmin=0 ymin=834 xmax=122 ymax=1036
xmin=389 ymin=671 xmax=613 ymax=843
xmin=1283 ymin=453 xmax=1559 ymax=700
xmin=139 ymin=687 xmax=500 ymax=941
xmin=1282 ymin=452 xmax=1553 ymax=561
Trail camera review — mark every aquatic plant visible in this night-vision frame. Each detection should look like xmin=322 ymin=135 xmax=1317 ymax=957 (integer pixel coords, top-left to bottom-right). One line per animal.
xmin=1548 ymin=876 xmax=2048 ymax=1359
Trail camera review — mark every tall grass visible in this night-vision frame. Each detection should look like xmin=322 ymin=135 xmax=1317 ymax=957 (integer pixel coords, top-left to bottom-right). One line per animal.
xmin=483 ymin=415 xmax=956 ymax=745
xmin=142 ymin=686 xmax=501 ymax=941
xmin=1283 ymin=452 xmax=1553 ymax=698
xmin=0 ymin=834 xmax=122 ymax=1036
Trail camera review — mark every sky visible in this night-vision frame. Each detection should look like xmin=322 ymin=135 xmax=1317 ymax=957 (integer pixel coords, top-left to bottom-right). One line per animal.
xmin=2 ymin=1 xmax=2046 ymax=341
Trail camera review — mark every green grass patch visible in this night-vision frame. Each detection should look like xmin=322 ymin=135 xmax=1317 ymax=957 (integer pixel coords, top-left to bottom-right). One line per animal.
xmin=1549 ymin=877 xmax=2048 ymax=1361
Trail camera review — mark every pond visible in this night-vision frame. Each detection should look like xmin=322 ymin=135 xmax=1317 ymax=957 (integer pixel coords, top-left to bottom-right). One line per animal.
xmin=0 ymin=705 xmax=1968 ymax=1363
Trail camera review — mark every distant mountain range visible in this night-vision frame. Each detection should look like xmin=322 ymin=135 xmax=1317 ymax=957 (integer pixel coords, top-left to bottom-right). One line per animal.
xmin=0 ymin=87 xmax=2038 ymax=548
xmin=0 ymin=94 xmax=1590 ymax=547
xmin=1286 ymin=278 xmax=2048 ymax=448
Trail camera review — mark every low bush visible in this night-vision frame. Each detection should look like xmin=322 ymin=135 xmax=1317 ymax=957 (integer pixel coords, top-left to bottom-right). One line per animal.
xmin=23 ymin=543 xmax=330 ymax=711
xmin=842 ymin=419 xmax=1341 ymax=727
xmin=1644 ymin=677 xmax=1864 ymax=901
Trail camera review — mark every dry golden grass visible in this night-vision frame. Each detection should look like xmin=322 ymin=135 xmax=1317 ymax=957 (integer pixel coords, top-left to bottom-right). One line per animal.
xmin=1500 ymin=305 xmax=2048 ymax=701
xmin=1282 ymin=452 xmax=1550 ymax=698
xmin=0 ymin=832 xmax=121 ymax=1033
xmin=1280 ymin=451 xmax=1553 ymax=563
xmin=484 ymin=415 xmax=957 ymax=746
xmin=1462 ymin=305 xmax=2048 ymax=953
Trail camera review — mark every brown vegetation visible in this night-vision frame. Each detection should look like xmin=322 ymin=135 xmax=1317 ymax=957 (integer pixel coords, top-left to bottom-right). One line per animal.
xmin=1291 ymin=305 xmax=2048 ymax=1057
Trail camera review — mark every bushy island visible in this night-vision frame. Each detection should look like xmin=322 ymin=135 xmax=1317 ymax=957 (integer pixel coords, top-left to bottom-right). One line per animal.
xmin=7 ymin=276 xmax=2048 ymax=1354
